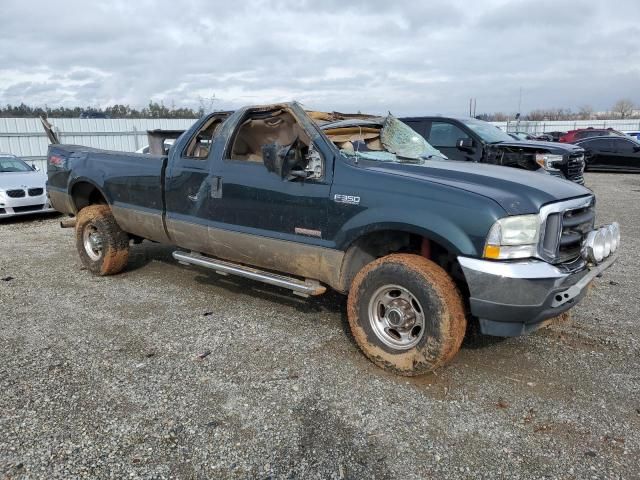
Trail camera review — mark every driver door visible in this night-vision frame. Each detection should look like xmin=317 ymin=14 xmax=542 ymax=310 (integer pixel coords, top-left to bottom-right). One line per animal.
xmin=212 ymin=107 xmax=333 ymax=244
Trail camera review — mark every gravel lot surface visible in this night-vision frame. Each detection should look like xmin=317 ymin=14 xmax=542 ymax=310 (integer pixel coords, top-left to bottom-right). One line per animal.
xmin=1 ymin=173 xmax=639 ymax=479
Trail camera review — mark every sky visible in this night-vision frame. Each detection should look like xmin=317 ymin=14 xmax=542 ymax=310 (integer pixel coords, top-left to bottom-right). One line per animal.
xmin=0 ymin=0 xmax=638 ymax=116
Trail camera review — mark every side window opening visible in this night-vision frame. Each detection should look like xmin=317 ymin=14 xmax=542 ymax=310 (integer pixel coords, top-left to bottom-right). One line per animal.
xmin=185 ymin=117 xmax=223 ymax=159
xmin=228 ymin=108 xmax=323 ymax=180
xmin=429 ymin=122 xmax=470 ymax=148
xmin=615 ymin=139 xmax=636 ymax=154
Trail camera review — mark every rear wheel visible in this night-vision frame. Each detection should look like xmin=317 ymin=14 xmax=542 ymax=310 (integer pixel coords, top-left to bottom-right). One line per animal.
xmin=347 ymin=254 xmax=467 ymax=376
xmin=75 ymin=205 xmax=129 ymax=275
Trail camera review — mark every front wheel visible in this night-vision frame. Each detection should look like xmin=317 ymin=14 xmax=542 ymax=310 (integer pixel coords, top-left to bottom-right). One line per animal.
xmin=75 ymin=205 xmax=129 ymax=275
xmin=347 ymin=254 xmax=467 ymax=376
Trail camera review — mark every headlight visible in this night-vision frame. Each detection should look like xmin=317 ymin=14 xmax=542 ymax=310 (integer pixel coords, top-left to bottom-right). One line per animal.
xmin=483 ymin=214 xmax=540 ymax=260
xmin=535 ymin=153 xmax=563 ymax=171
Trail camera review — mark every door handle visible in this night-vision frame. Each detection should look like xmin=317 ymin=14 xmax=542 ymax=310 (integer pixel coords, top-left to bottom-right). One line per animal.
xmin=210 ymin=176 xmax=222 ymax=199
xmin=188 ymin=193 xmax=199 ymax=202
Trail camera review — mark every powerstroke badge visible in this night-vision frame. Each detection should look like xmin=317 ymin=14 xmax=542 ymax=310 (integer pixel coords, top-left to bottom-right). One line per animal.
xmin=333 ymin=194 xmax=360 ymax=205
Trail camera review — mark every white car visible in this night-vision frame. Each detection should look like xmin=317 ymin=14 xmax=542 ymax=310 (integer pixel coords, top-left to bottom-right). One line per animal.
xmin=0 ymin=154 xmax=55 ymax=219
xmin=623 ymin=131 xmax=640 ymax=141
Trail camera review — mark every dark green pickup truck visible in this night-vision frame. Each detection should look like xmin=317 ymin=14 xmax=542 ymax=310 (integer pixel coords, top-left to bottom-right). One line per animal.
xmin=47 ymin=102 xmax=619 ymax=376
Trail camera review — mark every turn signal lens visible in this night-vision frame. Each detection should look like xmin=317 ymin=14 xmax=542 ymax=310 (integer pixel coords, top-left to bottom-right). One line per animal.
xmin=483 ymin=245 xmax=501 ymax=259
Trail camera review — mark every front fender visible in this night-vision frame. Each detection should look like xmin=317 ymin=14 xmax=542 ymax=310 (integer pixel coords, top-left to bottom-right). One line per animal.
xmin=334 ymin=206 xmax=484 ymax=257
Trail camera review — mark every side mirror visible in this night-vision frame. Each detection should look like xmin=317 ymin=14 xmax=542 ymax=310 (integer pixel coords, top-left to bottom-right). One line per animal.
xmin=262 ymin=139 xmax=304 ymax=178
xmin=32 ymin=163 xmax=40 ymax=171
xmin=457 ymin=137 xmax=474 ymax=152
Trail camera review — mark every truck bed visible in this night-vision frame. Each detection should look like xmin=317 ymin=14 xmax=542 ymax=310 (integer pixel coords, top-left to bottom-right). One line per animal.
xmin=47 ymin=145 xmax=168 ymax=238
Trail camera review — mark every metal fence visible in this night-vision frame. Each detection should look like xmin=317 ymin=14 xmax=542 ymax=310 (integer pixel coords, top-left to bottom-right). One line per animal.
xmin=0 ymin=117 xmax=198 ymax=171
xmin=492 ymin=119 xmax=640 ymax=134
xmin=3 ymin=116 xmax=640 ymax=172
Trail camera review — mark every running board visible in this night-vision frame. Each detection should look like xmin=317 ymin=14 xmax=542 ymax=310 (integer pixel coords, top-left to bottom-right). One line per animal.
xmin=172 ymin=251 xmax=326 ymax=297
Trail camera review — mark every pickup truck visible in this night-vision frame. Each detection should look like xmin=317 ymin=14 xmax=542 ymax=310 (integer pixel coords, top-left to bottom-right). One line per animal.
xmin=47 ymin=102 xmax=620 ymax=376
xmin=401 ymin=116 xmax=587 ymax=184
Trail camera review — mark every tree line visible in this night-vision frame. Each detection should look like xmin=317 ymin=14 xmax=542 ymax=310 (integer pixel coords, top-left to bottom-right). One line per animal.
xmin=0 ymin=101 xmax=205 ymax=119
xmin=478 ymin=98 xmax=639 ymax=122
xmin=1 ymin=97 xmax=638 ymax=121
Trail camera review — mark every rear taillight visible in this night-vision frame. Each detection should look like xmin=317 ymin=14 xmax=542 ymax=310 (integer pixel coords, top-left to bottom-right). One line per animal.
xmin=49 ymin=154 xmax=64 ymax=167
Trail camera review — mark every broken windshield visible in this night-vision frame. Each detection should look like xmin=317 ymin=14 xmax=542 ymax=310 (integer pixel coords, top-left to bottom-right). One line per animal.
xmin=327 ymin=115 xmax=445 ymax=164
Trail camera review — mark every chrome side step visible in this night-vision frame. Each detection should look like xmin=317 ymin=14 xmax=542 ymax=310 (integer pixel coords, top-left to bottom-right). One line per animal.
xmin=172 ymin=251 xmax=326 ymax=297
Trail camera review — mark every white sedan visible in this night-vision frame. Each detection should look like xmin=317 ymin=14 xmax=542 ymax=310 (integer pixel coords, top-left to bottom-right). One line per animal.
xmin=0 ymin=154 xmax=56 ymax=219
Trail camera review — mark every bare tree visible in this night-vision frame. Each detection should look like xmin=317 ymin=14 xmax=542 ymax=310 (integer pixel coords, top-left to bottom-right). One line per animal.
xmin=611 ymin=98 xmax=635 ymax=119
xmin=577 ymin=105 xmax=593 ymax=120
xmin=526 ymin=109 xmax=546 ymax=121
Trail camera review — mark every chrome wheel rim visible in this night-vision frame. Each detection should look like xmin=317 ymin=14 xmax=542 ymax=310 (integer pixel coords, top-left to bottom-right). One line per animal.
xmin=83 ymin=225 xmax=103 ymax=261
xmin=367 ymin=284 xmax=425 ymax=350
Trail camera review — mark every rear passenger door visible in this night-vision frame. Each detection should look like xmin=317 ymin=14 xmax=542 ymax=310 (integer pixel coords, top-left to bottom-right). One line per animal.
xmin=611 ymin=138 xmax=640 ymax=171
xmin=584 ymin=138 xmax=615 ymax=170
xmin=164 ymin=114 xmax=227 ymax=250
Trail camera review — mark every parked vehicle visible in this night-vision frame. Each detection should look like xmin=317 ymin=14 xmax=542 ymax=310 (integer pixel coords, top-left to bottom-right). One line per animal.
xmin=623 ymin=131 xmax=640 ymax=141
xmin=136 ymin=139 xmax=175 ymax=155
xmin=559 ymin=127 xmax=625 ymax=143
xmin=542 ymin=131 xmax=566 ymax=142
xmin=0 ymin=154 xmax=55 ymax=219
xmin=401 ymin=116 xmax=586 ymax=184
xmin=534 ymin=133 xmax=555 ymax=142
xmin=509 ymin=131 xmax=537 ymax=141
xmin=47 ymin=102 xmax=619 ymax=376
xmin=575 ymin=136 xmax=640 ymax=172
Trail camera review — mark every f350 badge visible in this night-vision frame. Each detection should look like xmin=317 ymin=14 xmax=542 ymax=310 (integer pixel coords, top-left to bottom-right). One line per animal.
xmin=333 ymin=194 xmax=360 ymax=205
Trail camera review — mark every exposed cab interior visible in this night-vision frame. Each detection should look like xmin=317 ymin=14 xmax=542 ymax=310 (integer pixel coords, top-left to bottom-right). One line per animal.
xmin=185 ymin=115 xmax=227 ymax=159
xmin=228 ymin=107 xmax=323 ymax=180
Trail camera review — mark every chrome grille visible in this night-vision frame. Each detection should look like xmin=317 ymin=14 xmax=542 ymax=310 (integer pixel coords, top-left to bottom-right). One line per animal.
xmin=539 ymin=196 xmax=595 ymax=264
xmin=6 ymin=189 xmax=25 ymax=198
xmin=563 ymin=154 xmax=585 ymax=184
xmin=558 ymin=204 xmax=595 ymax=262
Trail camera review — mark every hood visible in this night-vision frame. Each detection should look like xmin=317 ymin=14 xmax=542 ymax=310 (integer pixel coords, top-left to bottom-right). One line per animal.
xmin=0 ymin=171 xmax=47 ymax=190
xmin=492 ymin=139 xmax=583 ymax=154
xmin=365 ymin=159 xmax=591 ymax=215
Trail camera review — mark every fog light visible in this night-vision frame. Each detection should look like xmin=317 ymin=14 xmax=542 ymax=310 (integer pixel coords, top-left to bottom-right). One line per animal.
xmin=594 ymin=229 xmax=606 ymax=262
xmin=584 ymin=230 xmax=605 ymax=263
xmin=609 ymin=222 xmax=620 ymax=253
xmin=603 ymin=227 xmax=613 ymax=257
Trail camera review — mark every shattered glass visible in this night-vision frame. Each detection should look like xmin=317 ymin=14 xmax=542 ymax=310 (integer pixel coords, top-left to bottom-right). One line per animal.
xmin=340 ymin=150 xmax=398 ymax=162
xmin=381 ymin=115 xmax=443 ymax=160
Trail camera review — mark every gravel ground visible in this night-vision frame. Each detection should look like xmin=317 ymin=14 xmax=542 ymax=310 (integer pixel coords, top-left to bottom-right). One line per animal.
xmin=1 ymin=172 xmax=639 ymax=479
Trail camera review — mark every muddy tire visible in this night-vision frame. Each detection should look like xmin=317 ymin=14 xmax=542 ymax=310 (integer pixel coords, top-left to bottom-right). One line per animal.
xmin=347 ymin=254 xmax=467 ymax=376
xmin=75 ymin=205 xmax=129 ymax=276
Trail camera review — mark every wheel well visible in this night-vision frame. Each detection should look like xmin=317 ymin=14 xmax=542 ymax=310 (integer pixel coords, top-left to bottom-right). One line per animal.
xmin=71 ymin=182 xmax=107 ymax=212
xmin=339 ymin=230 xmax=466 ymax=294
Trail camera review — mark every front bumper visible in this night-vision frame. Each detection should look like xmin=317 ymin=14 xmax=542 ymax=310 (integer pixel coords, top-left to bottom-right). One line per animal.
xmin=0 ymin=194 xmax=56 ymax=219
xmin=458 ymin=255 xmax=616 ymax=336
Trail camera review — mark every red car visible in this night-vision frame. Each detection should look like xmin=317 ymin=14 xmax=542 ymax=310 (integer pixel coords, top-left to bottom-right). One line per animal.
xmin=559 ymin=127 xmax=625 ymax=143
